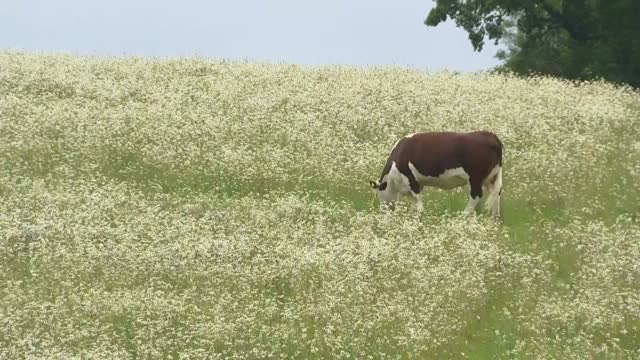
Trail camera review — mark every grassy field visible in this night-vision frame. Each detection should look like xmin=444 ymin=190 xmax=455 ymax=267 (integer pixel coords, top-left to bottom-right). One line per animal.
xmin=1 ymin=51 xmax=639 ymax=359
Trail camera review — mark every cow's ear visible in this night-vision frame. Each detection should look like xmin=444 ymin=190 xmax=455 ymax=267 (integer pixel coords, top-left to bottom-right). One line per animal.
xmin=369 ymin=180 xmax=378 ymax=189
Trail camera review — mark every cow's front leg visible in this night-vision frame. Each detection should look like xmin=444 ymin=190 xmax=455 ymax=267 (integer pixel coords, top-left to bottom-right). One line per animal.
xmin=410 ymin=191 xmax=423 ymax=213
xmin=381 ymin=201 xmax=397 ymax=211
xmin=463 ymin=180 xmax=483 ymax=216
xmin=406 ymin=172 xmax=423 ymax=214
xmin=379 ymin=189 xmax=400 ymax=212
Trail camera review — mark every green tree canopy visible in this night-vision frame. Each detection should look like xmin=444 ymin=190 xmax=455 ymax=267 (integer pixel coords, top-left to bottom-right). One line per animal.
xmin=425 ymin=0 xmax=640 ymax=88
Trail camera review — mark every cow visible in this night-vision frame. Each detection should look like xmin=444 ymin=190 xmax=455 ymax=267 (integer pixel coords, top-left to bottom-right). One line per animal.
xmin=369 ymin=131 xmax=503 ymax=218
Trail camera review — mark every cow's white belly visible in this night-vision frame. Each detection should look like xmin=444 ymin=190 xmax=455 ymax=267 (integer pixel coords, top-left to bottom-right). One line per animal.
xmin=409 ymin=163 xmax=469 ymax=190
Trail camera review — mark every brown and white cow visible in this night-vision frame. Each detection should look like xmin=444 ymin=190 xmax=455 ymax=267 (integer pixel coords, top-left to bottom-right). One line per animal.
xmin=369 ymin=131 xmax=503 ymax=218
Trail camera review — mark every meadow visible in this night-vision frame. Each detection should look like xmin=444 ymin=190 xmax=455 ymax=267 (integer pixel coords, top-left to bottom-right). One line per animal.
xmin=0 ymin=51 xmax=639 ymax=359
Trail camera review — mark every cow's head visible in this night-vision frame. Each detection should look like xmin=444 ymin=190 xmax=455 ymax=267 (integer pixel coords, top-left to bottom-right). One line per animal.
xmin=369 ymin=179 xmax=396 ymax=204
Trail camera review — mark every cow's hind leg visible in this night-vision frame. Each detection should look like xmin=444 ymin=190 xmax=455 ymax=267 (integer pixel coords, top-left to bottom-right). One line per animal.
xmin=484 ymin=166 xmax=503 ymax=218
xmin=463 ymin=178 xmax=483 ymax=216
xmin=491 ymin=188 xmax=502 ymax=218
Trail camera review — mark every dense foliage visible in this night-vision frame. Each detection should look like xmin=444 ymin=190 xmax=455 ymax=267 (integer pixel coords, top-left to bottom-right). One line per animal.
xmin=426 ymin=0 xmax=640 ymax=88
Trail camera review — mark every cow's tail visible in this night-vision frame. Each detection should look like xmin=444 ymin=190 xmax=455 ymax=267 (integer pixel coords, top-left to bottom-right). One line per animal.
xmin=484 ymin=135 xmax=503 ymax=217
xmin=492 ymin=136 xmax=503 ymax=166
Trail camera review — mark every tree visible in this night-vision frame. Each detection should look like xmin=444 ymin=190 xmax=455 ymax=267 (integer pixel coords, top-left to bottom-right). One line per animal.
xmin=425 ymin=0 xmax=640 ymax=88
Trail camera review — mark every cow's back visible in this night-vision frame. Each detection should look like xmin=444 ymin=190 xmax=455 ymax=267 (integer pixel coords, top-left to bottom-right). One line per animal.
xmin=377 ymin=131 xmax=502 ymax=183
xmin=399 ymin=132 xmax=466 ymax=178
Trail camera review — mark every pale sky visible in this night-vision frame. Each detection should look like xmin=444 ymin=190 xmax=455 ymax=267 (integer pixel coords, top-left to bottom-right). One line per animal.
xmin=0 ymin=0 xmax=502 ymax=72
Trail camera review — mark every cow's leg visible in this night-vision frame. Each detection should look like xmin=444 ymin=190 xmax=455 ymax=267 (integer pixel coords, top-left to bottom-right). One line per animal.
xmin=381 ymin=188 xmax=400 ymax=212
xmin=381 ymin=192 xmax=399 ymax=211
xmin=410 ymin=191 xmax=423 ymax=213
xmin=463 ymin=194 xmax=481 ymax=215
xmin=485 ymin=186 xmax=501 ymax=218
xmin=399 ymin=167 xmax=423 ymax=213
xmin=463 ymin=178 xmax=483 ymax=216
xmin=483 ymin=182 xmax=494 ymax=210
xmin=492 ymin=189 xmax=501 ymax=218
xmin=491 ymin=168 xmax=503 ymax=218
xmin=482 ymin=184 xmax=491 ymax=197
xmin=403 ymin=167 xmax=423 ymax=213
xmin=483 ymin=166 xmax=503 ymax=218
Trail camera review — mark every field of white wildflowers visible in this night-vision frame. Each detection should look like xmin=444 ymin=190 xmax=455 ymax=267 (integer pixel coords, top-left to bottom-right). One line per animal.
xmin=1 ymin=51 xmax=639 ymax=359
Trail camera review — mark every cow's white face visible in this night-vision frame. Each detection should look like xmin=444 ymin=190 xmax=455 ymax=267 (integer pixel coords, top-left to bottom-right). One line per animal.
xmin=369 ymin=180 xmax=397 ymax=204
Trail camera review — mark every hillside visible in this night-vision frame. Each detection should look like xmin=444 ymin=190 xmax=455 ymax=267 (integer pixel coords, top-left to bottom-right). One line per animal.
xmin=1 ymin=51 xmax=639 ymax=358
